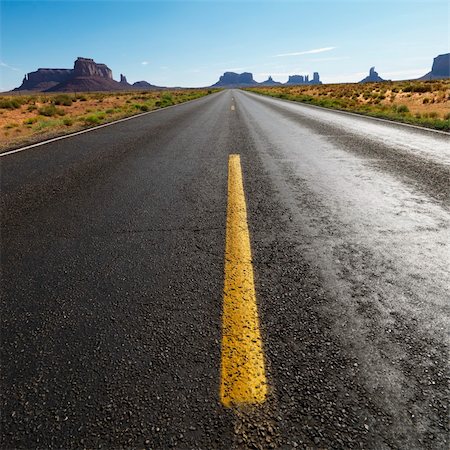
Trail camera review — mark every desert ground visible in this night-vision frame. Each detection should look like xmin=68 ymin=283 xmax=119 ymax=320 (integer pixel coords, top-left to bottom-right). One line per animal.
xmin=0 ymin=89 xmax=216 ymax=151
xmin=247 ymin=80 xmax=450 ymax=131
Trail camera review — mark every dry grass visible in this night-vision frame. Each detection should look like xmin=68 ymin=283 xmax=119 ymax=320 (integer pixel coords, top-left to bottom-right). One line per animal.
xmin=0 ymin=89 xmax=217 ymax=151
xmin=246 ymin=80 xmax=450 ymax=131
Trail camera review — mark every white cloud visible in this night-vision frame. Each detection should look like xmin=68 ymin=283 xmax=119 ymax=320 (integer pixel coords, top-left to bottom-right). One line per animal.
xmin=274 ymin=47 xmax=336 ymax=57
xmin=0 ymin=61 xmax=20 ymax=72
xmin=141 ymin=61 xmax=149 ymax=66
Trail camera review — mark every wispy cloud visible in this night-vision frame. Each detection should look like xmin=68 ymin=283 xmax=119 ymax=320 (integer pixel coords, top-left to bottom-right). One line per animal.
xmin=141 ymin=61 xmax=149 ymax=66
xmin=274 ymin=47 xmax=336 ymax=57
xmin=0 ymin=61 xmax=20 ymax=72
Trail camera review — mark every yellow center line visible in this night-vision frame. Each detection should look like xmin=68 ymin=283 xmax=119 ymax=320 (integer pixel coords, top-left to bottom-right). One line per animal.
xmin=220 ymin=154 xmax=267 ymax=408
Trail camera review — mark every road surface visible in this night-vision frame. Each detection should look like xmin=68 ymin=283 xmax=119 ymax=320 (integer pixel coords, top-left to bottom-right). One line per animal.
xmin=1 ymin=90 xmax=449 ymax=449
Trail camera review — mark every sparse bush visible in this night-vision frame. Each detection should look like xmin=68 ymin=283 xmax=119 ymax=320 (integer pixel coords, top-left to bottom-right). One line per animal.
xmin=161 ymin=93 xmax=174 ymax=105
xmin=33 ymin=119 xmax=59 ymax=131
xmin=53 ymin=94 xmax=73 ymax=106
xmin=0 ymin=99 xmax=21 ymax=109
xmin=396 ymin=105 xmax=409 ymax=114
xmin=402 ymin=84 xmax=432 ymax=93
xmin=38 ymin=105 xmax=58 ymax=116
xmin=63 ymin=118 xmax=73 ymax=126
xmin=83 ymin=114 xmax=102 ymax=125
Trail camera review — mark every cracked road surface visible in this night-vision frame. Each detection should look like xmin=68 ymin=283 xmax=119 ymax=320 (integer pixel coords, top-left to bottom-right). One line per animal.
xmin=1 ymin=90 xmax=449 ymax=449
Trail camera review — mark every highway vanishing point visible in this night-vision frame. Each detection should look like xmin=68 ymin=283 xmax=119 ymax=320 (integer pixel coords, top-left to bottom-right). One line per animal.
xmin=1 ymin=90 xmax=449 ymax=449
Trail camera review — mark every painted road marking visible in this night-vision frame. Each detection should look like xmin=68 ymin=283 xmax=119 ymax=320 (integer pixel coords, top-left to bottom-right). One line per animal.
xmin=231 ymin=105 xmax=235 ymax=111
xmin=220 ymin=154 xmax=267 ymax=408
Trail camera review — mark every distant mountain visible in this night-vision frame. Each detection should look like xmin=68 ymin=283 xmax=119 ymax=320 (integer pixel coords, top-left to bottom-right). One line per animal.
xmin=13 ymin=57 xmax=160 ymax=92
xmin=132 ymin=80 xmax=161 ymax=89
xmin=286 ymin=75 xmax=308 ymax=85
xmin=15 ymin=68 xmax=73 ymax=92
xmin=211 ymin=72 xmax=258 ymax=87
xmin=120 ymin=74 xmax=130 ymax=86
xmin=285 ymin=72 xmax=321 ymax=85
xmin=359 ymin=67 xmax=385 ymax=83
xmin=211 ymin=71 xmax=322 ymax=87
xmin=417 ymin=53 xmax=450 ymax=80
xmin=259 ymin=76 xmax=282 ymax=86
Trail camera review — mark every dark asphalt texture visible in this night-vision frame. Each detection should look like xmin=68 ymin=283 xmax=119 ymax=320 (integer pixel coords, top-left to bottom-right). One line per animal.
xmin=1 ymin=90 xmax=449 ymax=449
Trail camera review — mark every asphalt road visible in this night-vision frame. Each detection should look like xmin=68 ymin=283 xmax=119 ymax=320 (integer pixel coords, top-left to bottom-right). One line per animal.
xmin=1 ymin=89 xmax=449 ymax=449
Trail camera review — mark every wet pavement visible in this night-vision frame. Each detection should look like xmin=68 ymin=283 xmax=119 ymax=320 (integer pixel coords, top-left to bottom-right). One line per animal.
xmin=1 ymin=89 xmax=449 ymax=449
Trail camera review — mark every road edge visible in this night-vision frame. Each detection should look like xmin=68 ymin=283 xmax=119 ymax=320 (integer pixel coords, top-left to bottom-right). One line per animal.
xmin=0 ymin=91 xmax=223 ymax=158
xmin=242 ymin=90 xmax=450 ymax=136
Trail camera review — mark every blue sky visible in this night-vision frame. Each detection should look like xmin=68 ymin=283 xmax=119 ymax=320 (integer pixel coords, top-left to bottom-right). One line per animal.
xmin=1 ymin=0 xmax=448 ymax=90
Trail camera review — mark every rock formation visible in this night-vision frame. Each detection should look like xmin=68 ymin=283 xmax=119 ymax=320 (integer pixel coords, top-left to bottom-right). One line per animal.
xmin=120 ymin=74 xmax=130 ymax=85
xmin=286 ymin=75 xmax=305 ymax=84
xmin=132 ymin=80 xmax=159 ymax=89
xmin=417 ymin=53 xmax=450 ymax=80
xmin=285 ymin=73 xmax=321 ymax=85
xmin=259 ymin=76 xmax=282 ymax=86
xmin=359 ymin=67 xmax=385 ymax=83
xmin=14 ymin=57 xmax=122 ymax=92
xmin=13 ymin=57 xmax=160 ymax=92
xmin=16 ymin=68 xmax=73 ymax=92
xmin=211 ymin=71 xmax=321 ymax=87
xmin=212 ymin=72 xmax=258 ymax=87
xmin=73 ymin=57 xmax=113 ymax=78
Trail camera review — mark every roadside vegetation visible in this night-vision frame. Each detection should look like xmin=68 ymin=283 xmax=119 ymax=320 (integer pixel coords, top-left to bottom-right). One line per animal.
xmin=246 ymin=80 xmax=450 ymax=131
xmin=0 ymin=89 xmax=218 ymax=150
